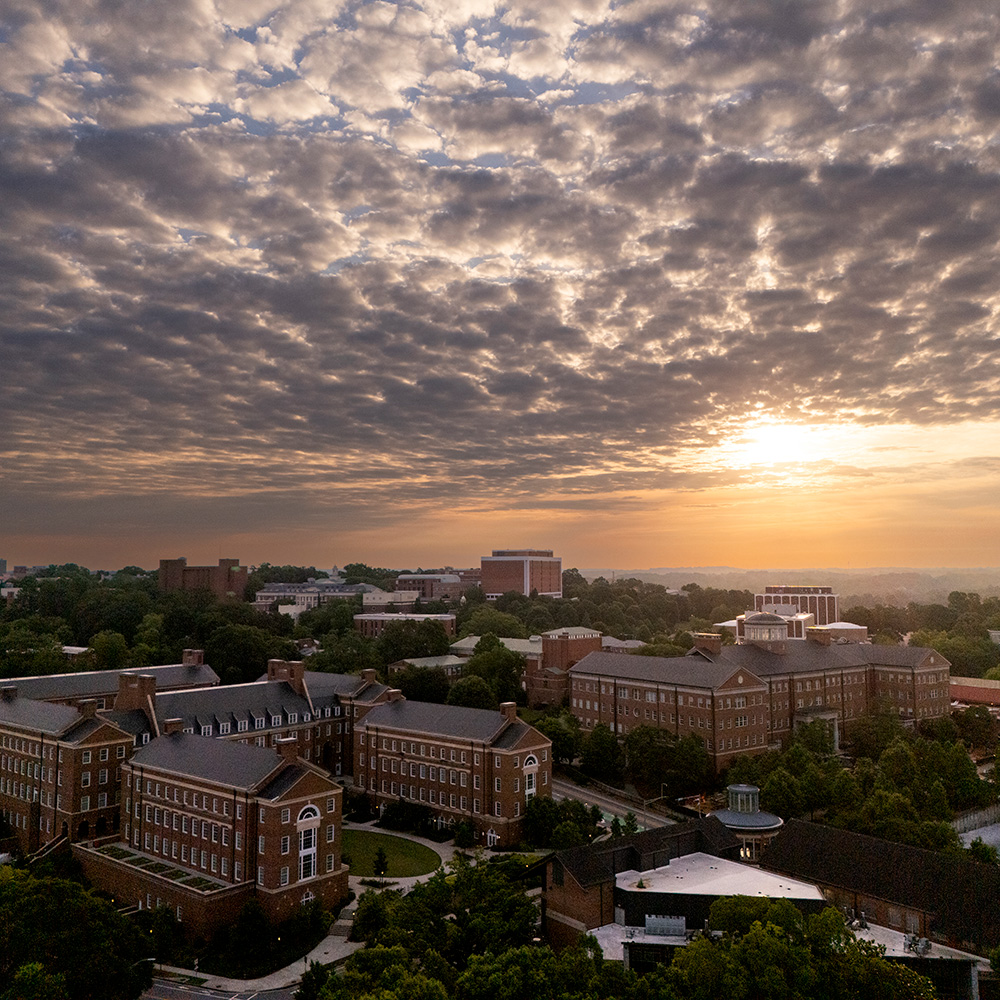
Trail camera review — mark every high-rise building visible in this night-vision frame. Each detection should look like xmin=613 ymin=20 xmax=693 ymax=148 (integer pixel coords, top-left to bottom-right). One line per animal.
xmin=480 ymin=549 xmax=562 ymax=599
xmin=754 ymin=585 xmax=839 ymax=625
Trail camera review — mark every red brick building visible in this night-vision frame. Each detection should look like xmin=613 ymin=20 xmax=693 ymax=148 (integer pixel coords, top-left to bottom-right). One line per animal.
xmin=354 ymin=696 xmax=552 ymax=847
xmin=481 ymin=549 xmax=562 ymax=599
xmin=569 ymin=627 xmax=950 ymax=772
xmin=75 ymin=730 xmax=348 ymax=938
xmin=1 ymin=688 xmax=134 ymax=851
xmin=353 ymin=612 xmax=457 ymax=638
xmin=107 ymin=660 xmax=389 ymax=778
xmin=158 ymin=557 xmax=248 ymax=601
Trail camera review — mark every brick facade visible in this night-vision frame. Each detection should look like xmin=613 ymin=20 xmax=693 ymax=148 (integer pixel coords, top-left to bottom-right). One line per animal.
xmin=76 ymin=731 xmax=348 ymax=939
xmin=354 ymin=697 xmax=552 ymax=847
xmin=569 ymin=636 xmax=950 ymax=771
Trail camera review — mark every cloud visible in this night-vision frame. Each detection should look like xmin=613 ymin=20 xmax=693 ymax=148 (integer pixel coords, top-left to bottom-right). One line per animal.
xmin=3 ymin=0 xmax=1000 ymax=566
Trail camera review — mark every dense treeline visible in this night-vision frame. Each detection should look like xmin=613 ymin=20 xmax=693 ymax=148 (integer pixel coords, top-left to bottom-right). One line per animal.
xmin=723 ymin=714 xmax=999 ymax=859
xmin=296 ymin=861 xmax=936 ymax=1000
xmin=6 ymin=563 xmax=1000 ymax=688
xmin=0 ymin=563 xmax=296 ymax=683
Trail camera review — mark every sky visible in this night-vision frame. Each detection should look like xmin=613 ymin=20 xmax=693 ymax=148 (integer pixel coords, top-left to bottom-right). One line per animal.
xmin=3 ymin=0 xmax=1000 ymax=573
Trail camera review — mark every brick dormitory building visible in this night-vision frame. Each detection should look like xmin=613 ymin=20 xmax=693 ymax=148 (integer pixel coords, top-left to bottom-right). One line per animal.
xmin=568 ymin=615 xmax=950 ymax=772
xmin=0 ymin=656 xmax=389 ymax=936
xmin=1 ymin=653 xmax=552 ymax=933
xmin=354 ymin=696 xmax=552 ymax=848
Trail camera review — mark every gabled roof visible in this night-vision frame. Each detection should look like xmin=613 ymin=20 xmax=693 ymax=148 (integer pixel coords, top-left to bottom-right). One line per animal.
xmin=0 ymin=692 xmax=85 ymax=736
xmin=8 ymin=662 xmax=219 ymax=702
xmin=129 ymin=732 xmax=282 ymax=789
xmin=570 ymin=651 xmax=763 ymax=689
xmin=359 ymin=700 xmax=511 ymax=743
xmin=688 ymin=641 xmax=945 ymax=677
xmin=761 ymin=819 xmax=1000 ymax=947
xmin=391 ymin=655 xmax=467 ymax=670
xmin=154 ymin=680 xmax=311 ymax=730
xmin=302 ymin=670 xmax=388 ymax=702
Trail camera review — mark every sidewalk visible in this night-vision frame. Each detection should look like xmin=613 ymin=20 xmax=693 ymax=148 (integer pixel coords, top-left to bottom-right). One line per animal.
xmin=153 ymin=821 xmax=456 ymax=993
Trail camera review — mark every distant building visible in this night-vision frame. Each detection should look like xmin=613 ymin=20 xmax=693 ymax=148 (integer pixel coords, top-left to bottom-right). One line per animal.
xmin=568 ymin=623 xmax=950 ymax=771
xmin=754 ymin=585 xmax=839 ymax=625
xmin=354 ymin=612 xmax=457 ymax=639
xmin=395 ymin=573 xmax=466 ymax=601
xmin=159 ymin=558 xmax=247 ymax=602
xmin=251 ymin=579 xmax=370 ymax=613
xmin=481 ymin=549 xmax=562 ymax=599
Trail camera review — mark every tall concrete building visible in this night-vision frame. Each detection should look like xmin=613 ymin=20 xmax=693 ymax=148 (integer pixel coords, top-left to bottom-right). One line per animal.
xmin=754 ymin=585 xmax=839 ymax=626
xmin=480 ymin=549 xmax=562 ymax=599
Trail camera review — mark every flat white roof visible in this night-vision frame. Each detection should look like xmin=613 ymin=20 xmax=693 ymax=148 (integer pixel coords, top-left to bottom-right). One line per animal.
xmin=616 ymin=852 xmax=824 ymax=901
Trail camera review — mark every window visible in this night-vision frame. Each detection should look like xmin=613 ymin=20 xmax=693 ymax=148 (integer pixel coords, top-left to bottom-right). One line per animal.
xmin=100 ymin=747 xmax=109 ymax=761
xmin=326 ymin=824 xmax=335 ymax=843
xmin=99 ymin=769 xmax=108 ymax=784
xmin=326 ymin=797 xmax=336 ymax=813
xmin=281 ymin=807 xmax=290 ymax=823
xmin=298 ymin=805 xmax=320 ymax=881
xmin=280 ymin=866 xmax=290 ymax=886
xmin=281 ymin=835 xmax=290 ymax=855
xmin=82 ymin=751 xmax=91 ymax=764
xmin=81 ymin=795 xmax=90 ymax=811
xmin=81 ymin=771 xmax=90 ymax=787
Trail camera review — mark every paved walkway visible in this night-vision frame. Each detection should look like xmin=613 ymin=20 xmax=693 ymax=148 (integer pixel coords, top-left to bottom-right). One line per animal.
xmin=153 ymin=822 xmax=457 ymax=994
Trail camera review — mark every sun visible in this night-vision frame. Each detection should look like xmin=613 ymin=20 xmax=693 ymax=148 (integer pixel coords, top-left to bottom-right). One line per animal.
xmin=736 ymin=422 xmax=827 ymax=467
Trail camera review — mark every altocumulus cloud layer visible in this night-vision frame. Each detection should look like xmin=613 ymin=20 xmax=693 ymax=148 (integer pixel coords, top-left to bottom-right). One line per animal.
xmin=2 ymin=0 xmax=1000 ymax=559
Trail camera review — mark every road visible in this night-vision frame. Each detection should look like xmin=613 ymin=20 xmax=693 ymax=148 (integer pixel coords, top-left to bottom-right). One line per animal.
xmin=144 ymin=980 xmax=297 ymax=1000
xmin=552 ymin=777 xmax=676 ymax=830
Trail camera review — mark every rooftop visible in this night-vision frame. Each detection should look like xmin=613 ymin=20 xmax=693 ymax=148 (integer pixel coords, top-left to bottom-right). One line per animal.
xmin=617 ymin=851 xmax=823 ymax=901
xmin=129 ymin=731 xmax=283 ymax=789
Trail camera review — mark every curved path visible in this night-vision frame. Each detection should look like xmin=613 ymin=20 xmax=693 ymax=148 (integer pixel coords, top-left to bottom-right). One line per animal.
xmin=149 ymin=820 xmax=458 ymax=995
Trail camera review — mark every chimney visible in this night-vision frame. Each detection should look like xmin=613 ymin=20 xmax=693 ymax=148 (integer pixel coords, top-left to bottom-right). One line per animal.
xmin=79 ymin=699 xmax=97 ymax=719
xmin=182 ymin=648 xmax=204 ymax=667
xmin=115 ymin=674 xmax=157 ymax=712
xmin=361 ymin=668 xmax=377 ymax=685
xmin=268 ymin=659 xmax=305 ymax=695
xmin=807 ymin=627 xmax=832 ymax=646
xmin=387 ymin=688 xmax=403 ymax=703
xmin=164 ymin=718 xmax=184 ymax=735
xmin=276 ymin=735 xmax=298 ymax=764
xmin=0 ymin=686 xmax=16 ymax=703
xmin=692 ymin=633 xmax=722 ymax=655
xmin=500 ymin=701 xmax=517 ymax=723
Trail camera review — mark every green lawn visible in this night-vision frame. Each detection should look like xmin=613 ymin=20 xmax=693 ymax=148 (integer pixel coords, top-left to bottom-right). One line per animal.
xmin=342 ymin=829 xmax=442 ymax=878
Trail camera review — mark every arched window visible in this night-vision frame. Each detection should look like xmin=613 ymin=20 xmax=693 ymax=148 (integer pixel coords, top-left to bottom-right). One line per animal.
xmin=523 ymin=755 xmax=539 ymax=799
xmin=297 ymin=805 xmax=320 ymax=881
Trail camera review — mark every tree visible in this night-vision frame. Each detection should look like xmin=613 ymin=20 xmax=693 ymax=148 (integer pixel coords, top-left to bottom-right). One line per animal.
xmin=458 ymin=607 xmax=527 ymax=640
xmin=374 ymin=846 xmax=389 ymax=885
xmin=533 ymin=713 xmax=581 ymax=765
xmin=761 ymin=767 xmax=803 ymax=819
xmin=203 ymin=624 xmax=298 ymax=684
xmin=395 ymin=665 xmax=451 ymax=704
xmin=0 ymin=869 xmax=152 ymax=1000
xmin=447 ymin=676 xmax=498 ymax=710
xmin=461 ymin=634 xmax=524 ymax=705
xmin=88 ymin=629 xmax=131 ymax=669
xmin=581 ymin=724 xmax=623 ymax=785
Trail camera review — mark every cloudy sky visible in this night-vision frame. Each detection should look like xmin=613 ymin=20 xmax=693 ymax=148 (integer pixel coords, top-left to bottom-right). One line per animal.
xmin=3 ymin=0 xmax=1000 ymax=573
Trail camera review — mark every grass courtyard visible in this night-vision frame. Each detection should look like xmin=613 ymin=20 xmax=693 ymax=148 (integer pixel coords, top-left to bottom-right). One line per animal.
xmin=341 ymin=829 xmax=442 ymax=879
